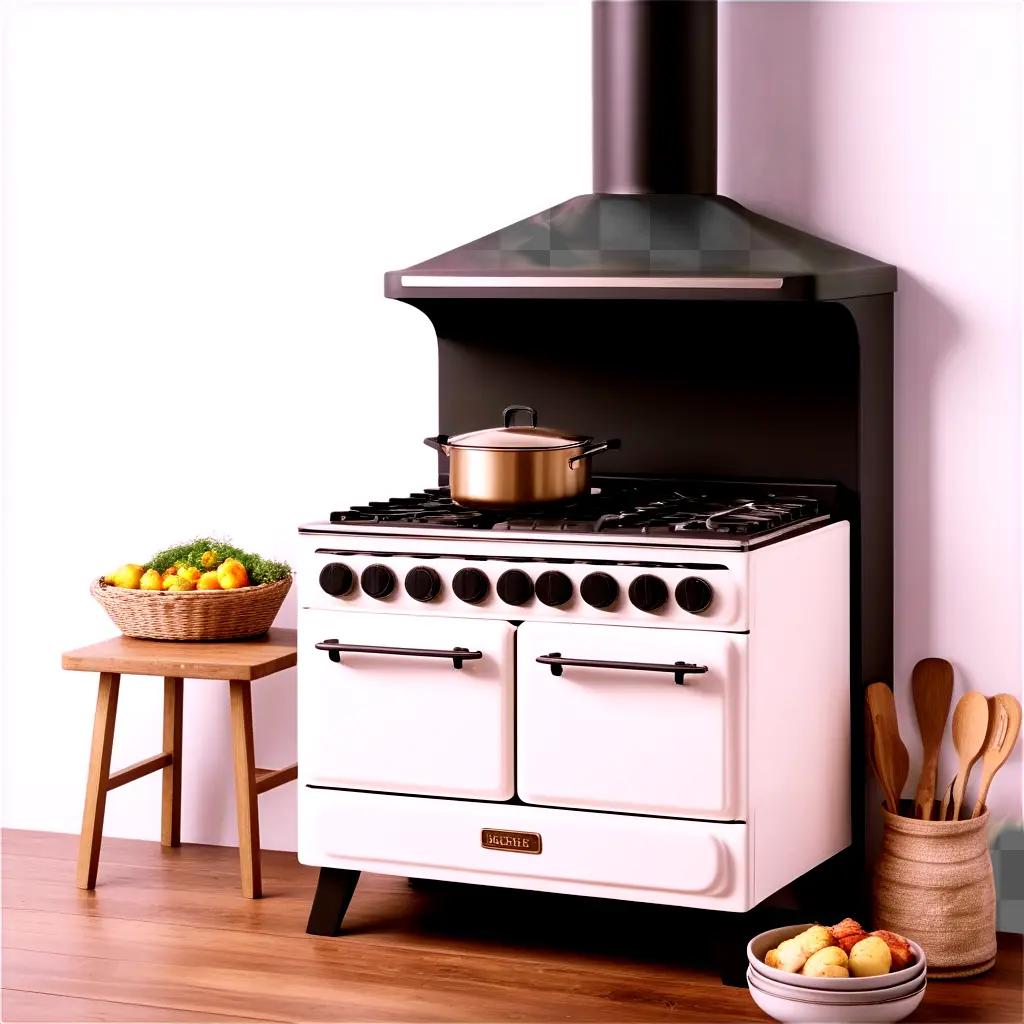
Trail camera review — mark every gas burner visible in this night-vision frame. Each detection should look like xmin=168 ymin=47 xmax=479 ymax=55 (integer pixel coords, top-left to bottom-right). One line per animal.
xmin=328 ymin=480 xmax=833 ymax=541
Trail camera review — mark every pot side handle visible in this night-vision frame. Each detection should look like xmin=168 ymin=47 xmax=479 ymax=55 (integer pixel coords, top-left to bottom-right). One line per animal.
xmin=424 ymin=434 xmax=451 ymax=456
xmin=568 ymin=438 xmax=621 ymax=468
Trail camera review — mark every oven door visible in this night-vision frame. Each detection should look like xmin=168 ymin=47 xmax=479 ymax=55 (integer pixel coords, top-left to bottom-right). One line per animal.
xmin=516 ymin=621 xmax=746 ymax=820
xmin=300 ymin=610 xmax=515 ymax=800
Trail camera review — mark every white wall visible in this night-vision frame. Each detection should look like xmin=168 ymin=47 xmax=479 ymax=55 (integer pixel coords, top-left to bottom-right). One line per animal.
xmin=1 ymin=0 xmax=590 ymax=849
xmin=718 ymin=0 xmax=1023 ymax=827
xmin=3 ymin=1 xmax=1020 ymax=851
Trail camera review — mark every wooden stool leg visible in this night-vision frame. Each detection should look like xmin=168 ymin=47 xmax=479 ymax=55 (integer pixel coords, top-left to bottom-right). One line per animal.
xmin=229 ymin=679 xmax=262 ymax=899
xmin=161 ymin=676 xmax=184 ymax=847
xmin=76 ymin=672 xmax=120 ymax=890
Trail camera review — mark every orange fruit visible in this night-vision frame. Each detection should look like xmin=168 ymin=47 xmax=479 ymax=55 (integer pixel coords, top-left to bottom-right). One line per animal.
xmin=197 ymin=571 xmax=221 ymax=590
xmin=217 ymin=557 xmax=249 ymax=589
xmin=200 ymin=549 xmax=219 ymax=569
xmin=177 ymin=566 xmax=201 ymax=583
xmin=164 ymin=575 xmax=196 ymax=592
xmin=139 ymin=569 xmax=163 ymax=591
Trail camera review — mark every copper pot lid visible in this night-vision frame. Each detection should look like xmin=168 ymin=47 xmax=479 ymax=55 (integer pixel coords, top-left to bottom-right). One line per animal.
xmin=447 ymin=406 xmax=590 ymax=452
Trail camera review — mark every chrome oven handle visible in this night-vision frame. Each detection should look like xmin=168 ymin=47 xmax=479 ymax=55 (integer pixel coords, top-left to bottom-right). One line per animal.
xmin=316 ymin=640 xmax=483 ymax=670
xmin=536 ymin=652 xmax=708 ymax=685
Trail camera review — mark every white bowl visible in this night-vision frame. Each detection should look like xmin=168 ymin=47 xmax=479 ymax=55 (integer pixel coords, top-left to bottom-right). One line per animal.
xmin=747 ymin=923 xmax=926 ymax=991
xmin=746 ymin=965 xmax=927 ymax=1004
xmin=747 ymin=971 xmax=927 ymax=1023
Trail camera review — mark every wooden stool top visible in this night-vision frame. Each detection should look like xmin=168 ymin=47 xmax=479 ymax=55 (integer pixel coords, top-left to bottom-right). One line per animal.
xmin=62 ymin=628 xmax=297 ymax=681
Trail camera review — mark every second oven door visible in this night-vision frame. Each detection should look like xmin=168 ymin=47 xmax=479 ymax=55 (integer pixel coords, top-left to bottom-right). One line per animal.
xmin=516 ymin=622 xmax=746 ymax=820
xmin=300 ymin=610 xmax=515 ymax=800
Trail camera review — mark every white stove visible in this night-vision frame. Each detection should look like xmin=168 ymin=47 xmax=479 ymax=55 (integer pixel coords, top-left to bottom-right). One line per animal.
xmin=297 ymin=481 xmax=851 ymax=922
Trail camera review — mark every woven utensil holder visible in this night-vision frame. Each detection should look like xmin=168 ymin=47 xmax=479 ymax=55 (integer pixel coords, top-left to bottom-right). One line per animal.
xmin=873 ymin=801 xmax=996 ymax=979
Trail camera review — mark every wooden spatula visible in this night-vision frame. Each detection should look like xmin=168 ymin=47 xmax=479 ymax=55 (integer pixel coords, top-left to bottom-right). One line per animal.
xmin=948 ymin=692 xmax=990 ymax=820
xmin=911 ymin=658 xmax=954 ymax=819
xmin=867 ymin=712 xmax=898 ymax=812
xmin=970 ymin=694 xmax=1022 ymax=818
xmin=866 ymin=683 xmax=909 ymax=812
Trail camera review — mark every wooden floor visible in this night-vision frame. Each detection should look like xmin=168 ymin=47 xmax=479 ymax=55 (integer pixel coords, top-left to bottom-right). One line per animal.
xmin=2 ymin=830 xmax=1021 ymax=1023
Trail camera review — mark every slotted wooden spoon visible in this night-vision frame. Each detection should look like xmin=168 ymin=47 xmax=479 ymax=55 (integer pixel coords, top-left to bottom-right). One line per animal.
xmin=940 ymin=692 xmax=989 ymax=820
xmin=911 ymin=658 xmax=954 ymax=819
xmin=866 ymin=682 xmax=909 ymax=813
xmin=971 ymin=694 xmax=1022 ymax=818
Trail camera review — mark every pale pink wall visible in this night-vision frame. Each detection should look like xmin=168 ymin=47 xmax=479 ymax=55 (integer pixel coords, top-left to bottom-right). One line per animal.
xmin=720 ymin=1 xmax=1022 ymax=823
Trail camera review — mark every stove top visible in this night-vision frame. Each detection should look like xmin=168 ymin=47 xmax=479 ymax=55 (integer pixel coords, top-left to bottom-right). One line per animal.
xmin=320 ymin=479 xmax=835 ymax=543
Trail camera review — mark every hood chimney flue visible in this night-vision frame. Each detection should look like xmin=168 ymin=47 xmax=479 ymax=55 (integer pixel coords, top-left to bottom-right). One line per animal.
xmin=592 ymin=0 xmax=717 ymax=196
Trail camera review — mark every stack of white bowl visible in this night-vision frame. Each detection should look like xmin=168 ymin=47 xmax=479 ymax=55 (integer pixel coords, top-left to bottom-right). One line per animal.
xmin=746 ymin=924 xmax=928 ymax=1023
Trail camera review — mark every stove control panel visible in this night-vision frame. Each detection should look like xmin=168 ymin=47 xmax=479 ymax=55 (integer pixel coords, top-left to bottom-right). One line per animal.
xmin=308 ymin=550 xmax=748 ymax=632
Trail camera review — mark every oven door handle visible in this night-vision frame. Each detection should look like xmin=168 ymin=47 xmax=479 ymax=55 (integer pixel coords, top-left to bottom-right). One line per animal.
xmin=316 ymin=640 xmax=483 ymax=670
xmin=536 ymin=652 xmax=708 ymax=685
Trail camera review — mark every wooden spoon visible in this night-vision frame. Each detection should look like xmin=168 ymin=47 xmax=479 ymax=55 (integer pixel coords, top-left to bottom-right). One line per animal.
xmin=938 ymin=776 xmax=955 ymax=821
xmin=971 ymin=694 xmax=1022 ymax=818
xmin=866 ymin=683 xmax=909 ymax=813
xmin=949 ymin=692 xmax=990 ymax=820
xmin=911 ymin=658 xmax=954 ymax=819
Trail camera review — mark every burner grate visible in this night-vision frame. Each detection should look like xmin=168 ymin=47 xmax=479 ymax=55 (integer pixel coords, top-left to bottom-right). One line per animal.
xmin=329 ymin=482 xmax=828 ymax=539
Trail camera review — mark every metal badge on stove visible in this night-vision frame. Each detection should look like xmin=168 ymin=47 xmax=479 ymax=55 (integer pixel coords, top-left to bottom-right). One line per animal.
xmin=481 ymin=829 xmax=542 ymax=855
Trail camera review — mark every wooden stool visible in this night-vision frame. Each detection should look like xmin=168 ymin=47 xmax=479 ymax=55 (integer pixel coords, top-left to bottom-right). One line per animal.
xmin=62 ymin=628 xmax=298 ymax=899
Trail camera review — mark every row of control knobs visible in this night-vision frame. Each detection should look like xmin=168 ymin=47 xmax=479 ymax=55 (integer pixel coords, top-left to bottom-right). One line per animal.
xmin=319 ymin=562 xmax=713 ymax=613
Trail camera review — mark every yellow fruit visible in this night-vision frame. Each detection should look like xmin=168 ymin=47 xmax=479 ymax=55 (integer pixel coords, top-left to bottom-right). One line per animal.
xmin=848 ymin=936 xmax=892 ymax=977
xmin=139 ymin=569 xmax=163 ymax=591
xmin=200 ymin=549 xmax=219 ymax=569
xmin=163 ymin=575 xmax=196 ymax=592
xmin=794 ymin=926 xmax=834 ymax=959
xmin=177 ymin=565 xmax=201 ymax=583
xmin=802 ymin=946 xmax=848 ymax=977
xmin=217 ymin=557 xmax=249 ymax=590
xmin=105 ymin=564 xmax=145 ymax=589
xmin=773 ymin=937 xmax=810 ymax=973
xmin=197 ymin=571 xmax=221 ymax=590
xmin=817 ymin=965 xmax=851 ymax=978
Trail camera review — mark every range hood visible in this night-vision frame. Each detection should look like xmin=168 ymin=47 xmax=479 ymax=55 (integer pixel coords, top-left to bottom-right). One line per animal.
xmin=385 ymin=0 xmax=895 ymax=303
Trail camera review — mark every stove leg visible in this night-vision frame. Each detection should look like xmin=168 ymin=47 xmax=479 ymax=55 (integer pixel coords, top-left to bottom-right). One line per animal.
xmin=714 ymin=908 xmax=768 ymax=987
xmin=306 ymin=867 xmax=361 ymax=936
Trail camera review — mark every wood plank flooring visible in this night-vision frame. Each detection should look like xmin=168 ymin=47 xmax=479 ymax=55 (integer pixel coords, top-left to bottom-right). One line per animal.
xmin=3 ymin=829 xmax=1021 ymax=1022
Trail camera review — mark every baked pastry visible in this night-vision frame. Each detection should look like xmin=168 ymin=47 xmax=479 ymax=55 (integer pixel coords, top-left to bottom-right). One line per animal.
xmin=830 ymin=917 xmax=870 ymax=954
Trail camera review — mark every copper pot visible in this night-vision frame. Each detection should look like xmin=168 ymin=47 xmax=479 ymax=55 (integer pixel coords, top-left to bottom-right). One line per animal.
xmin=424 ymin=405 xmax=621 ymax=509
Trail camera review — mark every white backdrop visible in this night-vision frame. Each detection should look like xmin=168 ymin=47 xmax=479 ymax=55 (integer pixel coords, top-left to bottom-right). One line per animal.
xmin=3 ymin=1 xmax=1021 ymax=852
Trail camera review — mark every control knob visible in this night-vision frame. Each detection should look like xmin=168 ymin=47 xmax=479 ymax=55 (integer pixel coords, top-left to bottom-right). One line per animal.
xmin=360 ymin=563 xmax=396 ymax=600
xmin=536 ymin=570 xmax=573 ymax=607
xmin=676 ymin=576 xmax=713 ymax=613
xmin=496 ymin=569 xmax=534 ymax=606
xmin=628 ymin=574 xmax=668 ymax=612
xmin=319 ymin=562 xmax=354 ymax=597
xmin=580 ymin=571 xmax=619 ymax=609
xmin=405 ymin=566 xmax=441 ymax=602
xmin=453 ymin=567 xmax=489 ymax=604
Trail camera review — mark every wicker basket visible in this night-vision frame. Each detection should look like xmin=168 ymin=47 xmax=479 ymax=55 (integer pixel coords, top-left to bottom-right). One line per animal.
xmin=91 ymin=575 xmax=292 ymax=641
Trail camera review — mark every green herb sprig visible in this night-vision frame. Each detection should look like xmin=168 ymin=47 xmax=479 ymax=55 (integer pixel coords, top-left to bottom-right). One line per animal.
xmin=146 ymin=538 xmax=291 ymax=585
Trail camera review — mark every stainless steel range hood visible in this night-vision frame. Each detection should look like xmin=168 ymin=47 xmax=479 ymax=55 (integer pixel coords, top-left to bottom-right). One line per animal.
xmin=385 ymin=0 xmax=895 ymax=303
